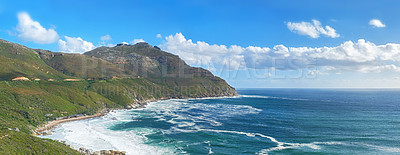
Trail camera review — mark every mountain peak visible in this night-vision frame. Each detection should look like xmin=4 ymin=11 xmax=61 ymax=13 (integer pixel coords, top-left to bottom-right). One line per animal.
xmin=116 ymin=42 xmax=130 ymax=46
xmin=134 ymin=42 xmax=150 ymax=46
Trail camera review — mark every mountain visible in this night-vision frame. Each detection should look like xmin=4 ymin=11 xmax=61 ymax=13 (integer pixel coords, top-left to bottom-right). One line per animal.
xmin=0 ymin=39 xmax=237 ymax=154
xmin=84 ymin=43 xmax=237 ymax=97
xmin=36 ymin=49 xmax=134 ymax=79
xmin=0 ymin=39 xmax=69 ymax=81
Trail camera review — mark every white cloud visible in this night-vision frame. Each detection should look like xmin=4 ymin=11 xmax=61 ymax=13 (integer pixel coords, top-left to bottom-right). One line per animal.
xmin=15 ymin=12 xmax=59 ymax=44
xmin=58 ymin=36 xmax=95 ymax=54
xmin=287 ymin=19 xmax=340 ymax=38
xmin=369 ymin=19 xmax=386 ymax=28
xmin=131 ymin=38 xmax=145 ymax=44
xmin=100 ymin=34 xmax=112 ymax=42
xmin=99 ymin=34 xmax=115 ymax=47
xmin=156 ymin=34 xmax=162 ymax=38
xmin=160 ymin=33 xmax=244 ymax=70
xmin=161 ymin=33 xmax=400 ymax=74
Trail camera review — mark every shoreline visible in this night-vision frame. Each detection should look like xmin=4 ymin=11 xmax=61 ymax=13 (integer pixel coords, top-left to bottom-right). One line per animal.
xmin=34 ymin=95 xmax=238 ymax=135
xmin=34 ymin=99 xmax=153 ymax=136
xmin=34 ymin=95 xmax=237 ymax=154
xmin=34 ymin=111 xmax=108 ymax=136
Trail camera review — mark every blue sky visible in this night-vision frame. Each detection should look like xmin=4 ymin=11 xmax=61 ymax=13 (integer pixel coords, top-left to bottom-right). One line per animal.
xmin=1 ymin=0 xmax=400 ymax=88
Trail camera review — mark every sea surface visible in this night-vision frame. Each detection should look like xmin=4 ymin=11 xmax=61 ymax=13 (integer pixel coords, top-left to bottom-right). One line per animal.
xmin=41 ymin=89 xmax=400 ymax=154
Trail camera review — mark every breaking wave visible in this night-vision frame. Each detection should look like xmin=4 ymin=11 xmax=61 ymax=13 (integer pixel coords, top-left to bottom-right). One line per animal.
xmin=39 ymin=93 xmax=400 ymax=154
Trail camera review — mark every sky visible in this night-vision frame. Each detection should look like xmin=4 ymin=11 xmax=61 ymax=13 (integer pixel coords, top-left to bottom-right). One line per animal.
xmin=1 ymin=0 xmax=400 ymax=88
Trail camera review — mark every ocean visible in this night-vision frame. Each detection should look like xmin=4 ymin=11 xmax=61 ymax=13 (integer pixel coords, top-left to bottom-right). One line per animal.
xmin=40 ymin=89 xmax=400 ymax=154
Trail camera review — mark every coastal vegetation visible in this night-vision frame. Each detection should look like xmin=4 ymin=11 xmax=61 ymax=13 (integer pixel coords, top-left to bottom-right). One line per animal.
xmin=0 ymin=39 xmax=237 ymax=154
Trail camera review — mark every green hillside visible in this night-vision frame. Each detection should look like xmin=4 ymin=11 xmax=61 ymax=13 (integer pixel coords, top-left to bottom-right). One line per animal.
xmin=0 ymin=39 xmax=237 ymax=154
xmin=37 ymin=49 xmax=135 ymax=79
xmin=0 ymin=39 xmax=69 ymax=81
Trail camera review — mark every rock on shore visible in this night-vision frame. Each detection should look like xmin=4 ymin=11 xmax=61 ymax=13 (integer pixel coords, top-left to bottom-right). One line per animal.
xmin=79 ymin=148 xmax=126 ymax=155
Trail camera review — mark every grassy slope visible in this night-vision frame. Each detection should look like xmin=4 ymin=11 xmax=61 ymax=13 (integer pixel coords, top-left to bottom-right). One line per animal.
xmin=0 ymin=40 xmax=68 ymax=81
xmin=0 ymin=79 xmax=173 ymax=154
xmin=0 ymin=78 xmax=222 ymax=154
xmin=0 ymin=39 xmax=237 ymax=154
xmin=0 ymin=130 xmax=80 ymax=155
xmin=37 ymin=49 xmax=134 ymax=79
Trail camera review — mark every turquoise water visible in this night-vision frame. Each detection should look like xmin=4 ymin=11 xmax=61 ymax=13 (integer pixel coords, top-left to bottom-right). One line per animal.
xmin=42 ymin=89 xmax=400 ymax=154
xmin=108 ymin=89 xmax=400 ymax=154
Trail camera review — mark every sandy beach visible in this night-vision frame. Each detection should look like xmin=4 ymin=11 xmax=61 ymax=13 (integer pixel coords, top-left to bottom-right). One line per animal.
xmin=34 ymin=112 xmax=107 ymax=136
xmin=34 ymin=99 xmax=153 ymax=136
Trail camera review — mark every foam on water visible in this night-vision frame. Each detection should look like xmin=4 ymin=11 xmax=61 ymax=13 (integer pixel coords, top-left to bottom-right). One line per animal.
xmin=40 ymin=93 xmax=400 ymax=154
xmin=40 ymin=98 xmax=337 ymax=154
xmin=141 ymin=100 xmax=347 ymax=154
xmin=143 ymin=99 xmax=262 ymax=128
xmin=191 ymin=128 xmax=344 ymax=155
xmin=347 ymin=142 xmax=400 ymax=153
xmin=40 ymin=110 xmax=177 ymax=155
xmin=40 ymin=98 xmax=263 ymax=154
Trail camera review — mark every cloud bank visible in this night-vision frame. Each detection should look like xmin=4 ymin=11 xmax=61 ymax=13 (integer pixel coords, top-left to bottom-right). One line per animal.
xmin=15 ymin=12 xmax=59 ymax=44
xmin=58 ymin=36 xmax=95 ymax=54
xmin=161 ymin=33 xmax=400 ymax=74
xmin=287 ymin=20 xmax=339 ymax=38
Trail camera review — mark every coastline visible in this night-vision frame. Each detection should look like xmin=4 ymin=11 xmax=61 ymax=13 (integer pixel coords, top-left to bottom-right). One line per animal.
xmin=34 ymin=99 xmax=152 ymax=136
xmin=34 ymin=111 xmax=108 ymax=136
xmin=34 ymin=95 xmax=237 ymax=136
xmin=35 ymin=95 xmax=238 ymax=154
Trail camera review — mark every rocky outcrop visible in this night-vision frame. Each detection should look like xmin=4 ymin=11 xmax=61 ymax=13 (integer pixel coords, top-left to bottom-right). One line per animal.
xmin=12 ymin=77 xmax=30 ymax=81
